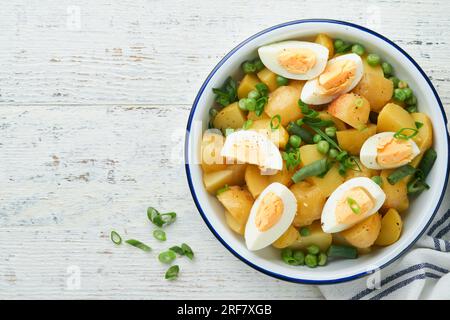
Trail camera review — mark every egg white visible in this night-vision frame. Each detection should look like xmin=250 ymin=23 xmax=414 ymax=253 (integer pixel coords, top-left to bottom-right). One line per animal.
xmin=360 ymin=132 xmax=421 ymax=170
xmin=245 ymin=183 xmax=297 ymax=251
xmin=321 ymin=177 xmax=386 ymax=233
xmin=220 ymin=130 xmax=282 ymax=172
xmin=301 ymin=53 xmax=364 ymax=105
xmin=258 ymin=41 xmax=329 ymax=80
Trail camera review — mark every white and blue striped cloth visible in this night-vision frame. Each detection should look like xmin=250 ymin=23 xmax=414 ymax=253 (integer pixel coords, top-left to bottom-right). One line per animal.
xmin=320 ymin=182 xmax=450 ymax=300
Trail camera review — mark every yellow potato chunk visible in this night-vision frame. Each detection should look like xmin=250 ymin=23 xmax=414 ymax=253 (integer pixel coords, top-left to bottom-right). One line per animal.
xmin=289 ymin=221 xmax=332 ymax=252
xmin=375 ymin=208 xmax=403 ymax=246
xmin=380 ymin=169 xmax=409 ymax=213
xmin=300 ymin=144 xmax=323 ymax=165
xmin=249 ymin=118 xmax=289 ymax=149
xmin=203 ymin=164 xmax=246 ymax=194
xmin=217 ymin=186 xmax=253 ymax=225
xmin=290 ymin=181 xmax=326 ymax=227
xmin=244 ymin=165 xmax=270 ymax=198
xmin=272 ymin=225 xmax=299 ymax=249
xmin=213 ymin=102 xmax=247 ymax=130
xmin=257 ymin=68 xmax=278 ymax=92
xmin=268 ymin=160 xmax=295 ymax=187
xmin=352 ymin=73 xmax=394 ymax=112
xmin=247 ymin=110 xmax=270 ymax=121
xmin=201 ymin=130 xmax=227 ymax=173
xmin=318 ymin=111 xmax=347 ymax=131
xmin=377 ymin=103 xmax=416 ymax=133
xmin=265 ymin=86 xmax=303 ymax=126
xmin=328 ymin=93 xmax=370 ymax=129
xmin=315 ymin=33 xmax=334 ymax=59
xmin=341 ymin=213 xmax=382 ymax=248
xmin=288 ymin=80 xmax=306 ymax=92
xmin=308 ymin=165 xmax=345 ymax=197
xmin=345 ymin=161 xmax=379 ymax=181
xmin=362 ymin=55 xmax=384 ymax=77
xmin=336 ymin=124 xmax=377 ymax=155
xmin=225 ymin=210 xmax=246 ymax=235
xmin=237 ymin=73 xmax=260 ymax=99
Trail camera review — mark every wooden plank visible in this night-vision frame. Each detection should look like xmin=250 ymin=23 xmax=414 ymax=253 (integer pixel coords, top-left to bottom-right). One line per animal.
xmin=0 ymin=0 xmax=449 ymax=105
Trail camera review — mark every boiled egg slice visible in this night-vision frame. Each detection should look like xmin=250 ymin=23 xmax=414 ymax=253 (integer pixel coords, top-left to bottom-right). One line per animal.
xmin=258 ymin=41 xmax=329 ymax=80
xmin=301 ymin=53 xmax=364 ymax=105
xmin=321 ymin=177 xmax=386 ymax=233
xmin=360 ymin=132 xmax=420 ymax=170
xmin=245 ymin=182 xmax=297 ymax=250
xmin=220 ymin=130 xmax=282 ymax=172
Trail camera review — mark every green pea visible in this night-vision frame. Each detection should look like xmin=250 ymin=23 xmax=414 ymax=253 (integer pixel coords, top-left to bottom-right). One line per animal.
xmin=371 ymin=176 xmax=383 ymax=186
xmin=305 ymin=254 xmax=318 ymax=268
xmin=389 ymin=76 xmax=400 ymax=88
xmin=281 ymin=248 xmax=295 ymax=265
xmin=289 ymin=135 xmax=302 ymax=148
xmin=293 ymin=251 xmax=305 ymax=265
xmin=253 ymin=58 xmax=265 ymax=72
xmin=242 ymin=61 xmax=256 ymax=74
xmin=403 ymin=88 xmax=413 ymax=99
xmin=247 ymin=89 xmax=260 ymax=100
xmin=351 ymin=44 xmax=365 ymax=56
xmin=307 ymin=245 xmax=320 ymax=255
xmin=299 ymin=227 xmax=310 ymax=237
xmin=239 ymin=98 xmax=256 ymax=111
xmin=367 ymin=53 xmax=381 ymax=66
xmin=398 ymin=80 xmax=408 ymax=89
xmin=313 ymin=134 xmax=322 ymax=143
xmin=394 ymin=88 xmax=407 ymax=101
xmin=276 ymin=75 xmax=289 ymax=86
xmin=381 ymin=62 xmax=394 ymax=77
xmin=318 ymin=253 xmax=328 ymax=266
xmin=209 ymin=108 xmax=218 ymax=118
xmin=317 ymin=140 xmax=330 ymax=154
xmin=329 ymin=148 xmax=339 ymax=159
xmin=405 ymin=94 xmax=417 ymax=106
xmin=334 ymin=39 xmax=344 ymax=50
xmin=325 ymin=126 xmax=337 ymax=137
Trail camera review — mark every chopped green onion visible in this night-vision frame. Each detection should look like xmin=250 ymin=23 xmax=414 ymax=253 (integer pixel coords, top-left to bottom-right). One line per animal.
xmin=165 ymin=265 xmax=180 ymax=280
xmin=247 ymin=89 xmax=260 ymax=100
xmin=347 ymin=197 xmax=361 ymax=214
xmin=181 ymin=243 xmax=194 ymax=260
xmin=394 ymin=88 xmax=407 ymax=101
xmin=147 ymin=207 xmax=177 ymax=228
xmin=255 ymin=83 xmax=269 ymax=96
xmin=403 ymin=88 xmax=413 ymax=99
xmin=270 ymin=115 xmax=281 ymax=131
xmin=405 ymin=95 xmax=417 ymax=106
xmin=394 ymin=127 xmax=419 ymax=140
xmin=415 ymin=121 xmax=424 ymax=129
xmin=298 ymin=100 xmax=319 ymax=118
xmin=292 ymin=158 xmax=329 ymax=183
xmin=242 ymin=61 xmax=256 ymax=74
xmin=216 ymin=184 xmax=230 ymax=195
xmin=287 ymin=121 xmax=314 ymax=144
xmin=212 ymin=77 xmax=238 ymax=107
xmin=242 ymin=119 xmax=253 ymax=130
xmin=153 ymin=229 xmax=167 ymax=241
xmin=282 ymin=149 xmax=301 ymax=171
xmin=125 ymin=239 xmax=152 ymax=252
xmin=389 ymin=76 xmax=400 ymax=88
xmin=387 ymin=165 xmax=416 ymax=185
xmin=406 ymin=105 xmax=418 ymax=113
xmin=371 ymin=176 xmax=383 ymax=186
xmin=255 ymin=96 xmax=268 ymax=116
xmin=170 ymin=246 xmax=185 ymax=256
xmin=159 ymin=250 xmax=177 ymax=264
xmin=276 ymin=75 xmax=289 ymax=86
xmin=110 ymin=230 xmax=122 ymax=245
xmin=299 ymin=227 xmax=310 ymax=237
xmin=253 ymin=58 xmax=265 ymax=72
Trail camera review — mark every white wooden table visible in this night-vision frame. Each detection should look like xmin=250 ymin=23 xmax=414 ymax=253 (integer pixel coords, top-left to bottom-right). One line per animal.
xmin=1 ymin=0 xmax=449 ymax=299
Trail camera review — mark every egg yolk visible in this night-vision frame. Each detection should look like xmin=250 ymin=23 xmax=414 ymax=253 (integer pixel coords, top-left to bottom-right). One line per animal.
xmin=376 ymin=136 xmax=414 ymax=167
xmin=255 ymin=192 xmax=284 ymax=232
xmin=318 ymin=60 xmax=356 ymax=95
xmin=336 ymin=187 xmax=374 ymax=225
xmin=277 ymin=48 xmax=316 ymax=74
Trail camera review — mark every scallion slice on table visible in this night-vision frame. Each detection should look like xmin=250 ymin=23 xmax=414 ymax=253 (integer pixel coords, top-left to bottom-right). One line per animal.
xmin=170 ymin=246 xmax=185 ymax=256
xmin=159 ymin=250 xmax=177 ymax=264
xmin=110 ymin=230 xmax=122 ymax=245
xmin=153 ymin=229 xmax=167 ymax=241
xmin=125 ymin=239 xmax=152 ymax=252
xmin=165 ymin=265 xmax=180 ymax=280
xmin=147 ymin=207 xmax=177 ymax=227
xmin=181 ymin=243 xmax=194 ymax=260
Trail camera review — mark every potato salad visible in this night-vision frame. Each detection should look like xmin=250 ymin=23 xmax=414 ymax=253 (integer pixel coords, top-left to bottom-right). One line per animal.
xmin=201 ymin=34 xmax=437 ymax=268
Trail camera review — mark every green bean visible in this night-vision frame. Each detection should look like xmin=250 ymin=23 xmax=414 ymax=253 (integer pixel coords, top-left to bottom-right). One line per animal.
xmin=292 ymin=158 xmax=329 ymax=183
xmin=327 ymin=245 xmax=358 ymax=259
xmin=407 ymin=177 xmax=430 ymax=195
xmin=387 ymin=165 xmax=416 ymax=185
xmin=287 ymin=122 xmax=314 ymax=144
xmin=329 ymin=148 xmax=339 ymax=159
xmin=371 ymin=176 xmax=383 ymax=186
xmin=418 ymin=148 xmax=437 ymax=179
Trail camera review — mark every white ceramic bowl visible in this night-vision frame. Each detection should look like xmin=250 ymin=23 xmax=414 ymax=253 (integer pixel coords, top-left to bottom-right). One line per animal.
xmin=185 ymin=20 xmax=449 ymax=284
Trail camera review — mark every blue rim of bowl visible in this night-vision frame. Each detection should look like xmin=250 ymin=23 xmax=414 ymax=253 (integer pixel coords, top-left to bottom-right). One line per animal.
xmin=184 ymin=19 xmax=450 ymax=284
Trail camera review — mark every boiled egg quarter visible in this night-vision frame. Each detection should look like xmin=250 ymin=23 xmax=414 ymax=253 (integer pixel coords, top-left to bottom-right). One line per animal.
xmin=245 ymin=183 xmax=297 ymax=250
xmin=220 ymin=130 xmax=282 ymax=172
xmin=301 ymin=53 xmax=364 ymax=105
xmin=321 ymin=177 xmax=386 ymax=233
xmin=258 ymin=41 xmax=329 ymax=80
xmin=360 ymin=132 xmax=420 ymax=170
